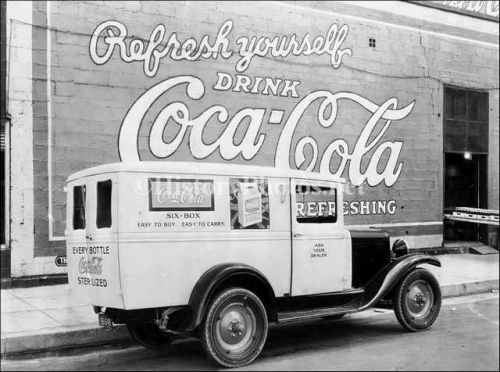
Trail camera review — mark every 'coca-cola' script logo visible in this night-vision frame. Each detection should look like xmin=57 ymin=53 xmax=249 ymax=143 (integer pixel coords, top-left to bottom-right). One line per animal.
xmin=118 ymin=76 xmax=414 ymax=187
xmin=149 ymin=179 xmax=215 ymax=210
xmin=156 ymin=183 xmax=210 ymax=205
xmin=79 ymin=257 xmax=103 ymax=275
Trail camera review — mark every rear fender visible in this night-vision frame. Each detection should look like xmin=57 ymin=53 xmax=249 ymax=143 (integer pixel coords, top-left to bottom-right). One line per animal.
xmin=185 ymin=263 xmax=276 ymax=332
xmin=356 ymin=254 xmax=441 ymax=311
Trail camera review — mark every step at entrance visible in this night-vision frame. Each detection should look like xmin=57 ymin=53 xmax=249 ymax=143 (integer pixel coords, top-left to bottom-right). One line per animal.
xmin=469 ymin=244 xmax=499 ymax=255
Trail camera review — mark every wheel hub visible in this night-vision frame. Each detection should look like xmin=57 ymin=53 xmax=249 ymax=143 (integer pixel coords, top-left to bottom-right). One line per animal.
xmin=219 ymin=309 xmax=249 ymax=345
xmin=413 ymin=293 xmax=426 ymax=307
xmin=229 ymin=320 xmax=246 ymax=338
xmin=406 ymin=279 xmax=434 ymax=319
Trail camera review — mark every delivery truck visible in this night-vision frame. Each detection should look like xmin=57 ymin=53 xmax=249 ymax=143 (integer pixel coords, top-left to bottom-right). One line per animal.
xmin=66 ymin=161 xmax=441 ymax=368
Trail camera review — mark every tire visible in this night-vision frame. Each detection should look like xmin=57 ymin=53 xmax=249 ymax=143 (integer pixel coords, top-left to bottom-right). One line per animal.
xmin=393 ymin=268 xmax=441 ymax=332
xmin=126 ymin=321 xmax=174 ymax=349
xmin=201 ymin=287 xmax=268 ymax=368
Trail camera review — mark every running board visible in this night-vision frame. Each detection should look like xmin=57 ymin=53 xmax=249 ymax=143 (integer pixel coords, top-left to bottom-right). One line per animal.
xmin=278 ymin=305 xmax=359 ymax=323
xmin=277 ymin=288 xmax=365 ymax=324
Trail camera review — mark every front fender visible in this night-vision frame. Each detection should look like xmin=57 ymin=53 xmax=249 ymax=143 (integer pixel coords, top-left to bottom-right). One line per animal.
xmin=185 ymin=263 xmax=276 ymax=332
xmin=356 ymin=254 xmax=441 ymax=311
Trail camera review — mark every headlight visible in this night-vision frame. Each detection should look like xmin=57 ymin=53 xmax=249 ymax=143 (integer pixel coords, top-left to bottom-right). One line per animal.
xmin=392 ymin=239 xmax=409 ymax=258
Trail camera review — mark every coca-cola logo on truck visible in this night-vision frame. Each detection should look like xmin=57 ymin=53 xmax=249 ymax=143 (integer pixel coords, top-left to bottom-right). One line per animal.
xmin=78 ymin=256 xmax=104 ymax=275
xmin=149 ymin=178 xmax=215 ymax=211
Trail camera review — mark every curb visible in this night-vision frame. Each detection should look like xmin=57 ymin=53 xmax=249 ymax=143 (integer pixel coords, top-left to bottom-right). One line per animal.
xmin=1 ymin=279 xmax=499 ymax=358
xmin=1 ymin=325 xmax=130 ymax=358
xmin=440 ymin=279 xmax=499 ymax=298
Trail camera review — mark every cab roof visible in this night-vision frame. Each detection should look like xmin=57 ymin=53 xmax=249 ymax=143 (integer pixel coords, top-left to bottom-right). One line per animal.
xmin=66 ymin=162 xmax=346 ymax=184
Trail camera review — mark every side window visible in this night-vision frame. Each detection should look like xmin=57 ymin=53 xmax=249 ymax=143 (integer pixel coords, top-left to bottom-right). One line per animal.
xmin=295 ymin=184 xmax=337 ymax=223
xmin=73 ymin=185 xmax=86 ymax=230
xmin=97 ymin=180 xmax=112 ymax=228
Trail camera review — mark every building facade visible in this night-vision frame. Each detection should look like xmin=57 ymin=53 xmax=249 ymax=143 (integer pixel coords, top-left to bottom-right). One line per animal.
xmin=1 ymin=1 xmax=499 ymax=281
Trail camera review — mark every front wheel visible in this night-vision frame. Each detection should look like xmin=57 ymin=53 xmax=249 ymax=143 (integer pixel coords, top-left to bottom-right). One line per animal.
xmin=393 ymin=268 xmax=441 ymax=332
xmin=201 ymin=287 xmax=268 ymax=368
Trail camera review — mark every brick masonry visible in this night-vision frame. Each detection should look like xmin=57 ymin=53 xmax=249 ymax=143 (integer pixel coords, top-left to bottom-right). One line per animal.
xmin=5 ymin=1 xmax=499 ymax=276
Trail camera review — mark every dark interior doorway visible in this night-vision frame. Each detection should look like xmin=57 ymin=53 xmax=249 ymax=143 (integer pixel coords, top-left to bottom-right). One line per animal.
xmin=444 ymin=152 xmax=488 ymax=243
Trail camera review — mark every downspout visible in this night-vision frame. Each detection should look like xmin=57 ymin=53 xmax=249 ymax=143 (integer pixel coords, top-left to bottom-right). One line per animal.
xmin=1 ymin=0 xmax=11 ymax=279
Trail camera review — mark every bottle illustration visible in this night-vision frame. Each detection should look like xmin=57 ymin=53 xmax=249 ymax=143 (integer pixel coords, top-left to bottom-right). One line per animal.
xmin=237 ymin=182 xmax=262 ymax=227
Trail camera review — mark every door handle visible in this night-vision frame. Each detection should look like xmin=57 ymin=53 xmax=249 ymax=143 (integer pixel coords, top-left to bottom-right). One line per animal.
xmin=293 ymin=233 xmax=303 ymax=238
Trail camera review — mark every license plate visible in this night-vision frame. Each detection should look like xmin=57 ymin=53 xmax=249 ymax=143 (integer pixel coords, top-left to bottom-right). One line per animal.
xmin=98 ymin=313 xmax=113 ymax=328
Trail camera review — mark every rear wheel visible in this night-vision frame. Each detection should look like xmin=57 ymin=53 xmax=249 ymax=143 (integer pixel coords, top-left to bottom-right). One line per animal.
xmin=126 ymin=321 xmax=174 ymax=349
xmin=393 ymin=268 xmax=441 ymax=332
xmin=201 ymin=287 xmax=268 ymax=368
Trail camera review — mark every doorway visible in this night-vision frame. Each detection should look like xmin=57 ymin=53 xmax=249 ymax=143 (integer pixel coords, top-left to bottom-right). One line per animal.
xmin=444 ymin=152 xmax=488 ymax=243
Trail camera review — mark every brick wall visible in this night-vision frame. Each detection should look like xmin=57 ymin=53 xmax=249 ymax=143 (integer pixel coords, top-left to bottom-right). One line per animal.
xmin=7 ymin=1 xmax=499 ymax=275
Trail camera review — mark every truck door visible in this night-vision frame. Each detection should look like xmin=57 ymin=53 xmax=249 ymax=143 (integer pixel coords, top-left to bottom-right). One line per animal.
xmin=66 ymin=175 xmax=123 ymax=308
xmin=290 ymin=179 xmax=350 ymax=296
xmin=66 ymin=180 xmax=87 ymax=256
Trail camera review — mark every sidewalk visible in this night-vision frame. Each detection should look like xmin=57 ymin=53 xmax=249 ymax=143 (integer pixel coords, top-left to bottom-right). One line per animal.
xmin=1 ymin=253 xmax=498 ymax=357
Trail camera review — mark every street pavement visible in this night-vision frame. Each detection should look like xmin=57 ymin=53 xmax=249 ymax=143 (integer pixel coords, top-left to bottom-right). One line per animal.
xmin=1 ymin=293 xmax=498 ymax=371
xmin=1 ymin=253 xmax=499 ymax=358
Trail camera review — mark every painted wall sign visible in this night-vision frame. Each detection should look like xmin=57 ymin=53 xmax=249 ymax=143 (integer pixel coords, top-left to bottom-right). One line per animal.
xmin=296 ymin=186 xmax=337 ymax=220
xmin=14 ymin=0 xmax=496 ymax=271
xmin=88 ymin=19 xmax=410 ymax=206
xmin=298 ymin=200 xmax=397 ymax=217
xmin=297 ymin=201 xmax=337 ymax=219
xmin=117 ymin=75 xmax=414 ymax=188
xmin=295 ymin=185 xmax=337 ymax=223
xmin=37 ymin=6 xmax=438 ymax=248
xmin=85 ymin=18 xmax=418 ymax=233
xmin=91 ymin=19 xmax=414 ymax=189
xmin=89 ymin=20 xmax=352 ymax=77
xmin=412 ymin=0 xmax=499 ymax=21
